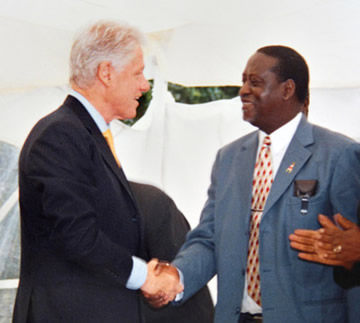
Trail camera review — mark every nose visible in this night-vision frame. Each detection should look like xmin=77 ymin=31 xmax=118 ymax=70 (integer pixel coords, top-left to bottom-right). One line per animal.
xmin=239 ymin=81 xmax=249 ymax=98
xmin=141 ymin=76 xmax=150 ymax=93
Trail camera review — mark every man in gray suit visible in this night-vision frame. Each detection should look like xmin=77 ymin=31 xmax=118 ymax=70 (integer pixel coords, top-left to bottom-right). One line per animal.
xmin=146 ymin=46 xmax=360 ymax=322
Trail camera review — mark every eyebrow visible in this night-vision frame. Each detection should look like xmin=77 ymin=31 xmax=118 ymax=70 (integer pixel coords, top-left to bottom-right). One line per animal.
xmin=242 ymin=73 xmax=263 ymax=81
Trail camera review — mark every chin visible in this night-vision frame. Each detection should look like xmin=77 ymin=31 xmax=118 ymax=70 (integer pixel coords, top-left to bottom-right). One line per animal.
xmin=117 ymin=108 xmax=137 ymax=120
xmin=242 ymin=112 xmax=252 ymax=123
xmin=129 ymin=110 xmax=137 ymax=119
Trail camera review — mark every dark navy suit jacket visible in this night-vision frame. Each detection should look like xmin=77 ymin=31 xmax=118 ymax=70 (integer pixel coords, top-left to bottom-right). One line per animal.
xmin=13 ymin=96 xmax=144 ymax=323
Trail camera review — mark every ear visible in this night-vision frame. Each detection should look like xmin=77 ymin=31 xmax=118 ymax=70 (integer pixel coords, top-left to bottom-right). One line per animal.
xmin=97 ymin=61 xmax=113 ymax=86
xmin=282 ymin=79 xmax=296 ymax=101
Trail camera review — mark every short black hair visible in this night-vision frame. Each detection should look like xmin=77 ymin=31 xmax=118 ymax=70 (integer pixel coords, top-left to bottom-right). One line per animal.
xmin=257 ymin=45 xmax=309 ymax=104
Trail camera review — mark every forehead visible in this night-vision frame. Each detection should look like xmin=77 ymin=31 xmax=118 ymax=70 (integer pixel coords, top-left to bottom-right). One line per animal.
xmin=243 ymin=52 xmax=279 ymax=77
xmin=119 ymin=46 xmax=144 ymax=73
xmin=129 ymin=46 xmax=144 ymax=67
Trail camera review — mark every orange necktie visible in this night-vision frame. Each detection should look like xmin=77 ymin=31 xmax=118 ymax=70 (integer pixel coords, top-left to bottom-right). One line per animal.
xmin=102 ymin=129 xmax=120 ymax=167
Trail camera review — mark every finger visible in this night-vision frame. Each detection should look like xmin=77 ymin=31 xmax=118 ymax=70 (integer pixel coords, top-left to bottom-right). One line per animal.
xmin=143 ymin=290 xmax=168 ymax=304
xmin=159 ymin=264 xmax=180 ymax=282
xmin=146 ymin=294 xmax=170 ymax=308
xmin=155 ymin=261 xmax=171 ymax=274
xmin=152 ymin=259 xmax=170 ymax=276
xmin=292 ymin=229 xmax=318 ymax=237
xmin=142 ymin=290 xmax=165 ymax=299
xmin=290 ymin=241 xmax=315 ymax=252
xmin=314 ymin=233 xmax=334 ymax=243
xmin=298 ymin=252 xmax=331 ymax=265
xmin=148 ymin=299 xmax=170 ymax=309
xmin=289 ymin=233 xmax=317 ymax=246
xmin=298 ymin=252 xmax=346 ymax=267
xmin=321 ymin=252 xmax=340 ymax=260
xmin=318 ymin=214 xmax=337 ymax=231
xmin=298 ymin=252 xmax=323 ymax=262
xmin=292 ymin=229 xmax=321 ymax=240
xmin=334 ymin=213 xmax=357 ymax=230
xmin=314 ymin=240 xmax=334 ymax=251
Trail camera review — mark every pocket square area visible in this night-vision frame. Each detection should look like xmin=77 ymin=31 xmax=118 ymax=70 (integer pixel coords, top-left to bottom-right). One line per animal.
xmin=294 ymin=180 xmax=317 ymax=198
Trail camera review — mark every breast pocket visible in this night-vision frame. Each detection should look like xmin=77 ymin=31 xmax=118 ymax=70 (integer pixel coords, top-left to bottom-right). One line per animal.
xmin=286 ymin=177 xmax=333 ymax=230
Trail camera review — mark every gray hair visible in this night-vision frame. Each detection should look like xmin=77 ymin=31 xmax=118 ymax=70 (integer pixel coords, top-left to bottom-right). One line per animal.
xmin=69 ymin=20 xmax=145 ymax=88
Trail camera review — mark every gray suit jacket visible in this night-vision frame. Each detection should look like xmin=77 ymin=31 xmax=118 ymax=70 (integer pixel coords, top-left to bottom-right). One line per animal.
xmin=173 ymin=115 xmax=360 ymax=323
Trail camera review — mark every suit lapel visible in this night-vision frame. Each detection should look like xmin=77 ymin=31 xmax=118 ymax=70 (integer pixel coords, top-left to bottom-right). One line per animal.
xmin=92 ymin=127 xmax=135 ymax=197
xmin=263 ymin=116 xmax=314 ymax=215
xmin=63 ymin=95 xmax=136 ymax=201
xmin=236 ymin=132 xmax=259 ymax=229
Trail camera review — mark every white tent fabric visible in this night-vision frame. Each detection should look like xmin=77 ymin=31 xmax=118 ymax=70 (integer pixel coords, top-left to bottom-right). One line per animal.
xmin=1 ymin=0 xmax=360 ymax=91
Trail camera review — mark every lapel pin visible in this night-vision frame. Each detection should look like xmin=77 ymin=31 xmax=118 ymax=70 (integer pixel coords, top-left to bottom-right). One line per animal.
xmin=286 ymin=162 xmax=295 ymax=173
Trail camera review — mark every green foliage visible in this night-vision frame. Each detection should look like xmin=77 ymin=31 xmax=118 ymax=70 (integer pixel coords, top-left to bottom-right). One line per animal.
xmin=168 ymin=83 xmax=240 ymax=104
xmin=121 ymin=81 xmax=240 ymax=126
xmin=121 ymin=80 xmax=154 ymax=126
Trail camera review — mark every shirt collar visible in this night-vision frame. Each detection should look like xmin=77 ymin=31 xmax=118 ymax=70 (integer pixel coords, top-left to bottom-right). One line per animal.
xmin=69 ymin=89 xmax=109 ymax=132
xmin=258 ymin=112 xmax=302 ymax=154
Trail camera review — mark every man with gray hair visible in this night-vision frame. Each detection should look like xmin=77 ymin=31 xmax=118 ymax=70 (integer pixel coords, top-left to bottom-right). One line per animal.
xmin=13 ymin=20 xmax=182 ymax=323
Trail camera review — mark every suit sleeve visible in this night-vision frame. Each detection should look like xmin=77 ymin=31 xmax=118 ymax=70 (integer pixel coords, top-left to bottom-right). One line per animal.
xmin=328 ymin=141 xmax=360 ymax=221
xmin=334 ymin=263 xmax=360 ymax=289
xmin=172 ymin=152 xmax=219 ymax=301
xmin=334 ymin=203 xmax=360 ymax=288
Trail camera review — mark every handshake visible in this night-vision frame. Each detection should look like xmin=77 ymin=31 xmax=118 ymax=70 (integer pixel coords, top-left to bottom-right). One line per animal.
xmin=140 ymin=259 xmax=183 ymax=308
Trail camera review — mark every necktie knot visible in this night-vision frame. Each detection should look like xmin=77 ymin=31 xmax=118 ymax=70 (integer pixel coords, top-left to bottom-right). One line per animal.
xmin=263 ymin=136 xmax=271 ymax=147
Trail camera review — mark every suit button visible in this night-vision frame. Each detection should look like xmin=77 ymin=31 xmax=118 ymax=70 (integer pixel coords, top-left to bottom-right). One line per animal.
xmin=241 ymin=269 xmax=245 ymax=276
xmin=131 ymin=217 xmax=138 ymax=222
xmin=235 ymin=306 xmax=241 ymax=315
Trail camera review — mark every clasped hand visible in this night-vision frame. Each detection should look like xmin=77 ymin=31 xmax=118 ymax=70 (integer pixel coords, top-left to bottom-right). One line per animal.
xmin=289 ymin=213 xmax=360 ymax=269
xmin=141 ymin=259 xmax=183 ymax=308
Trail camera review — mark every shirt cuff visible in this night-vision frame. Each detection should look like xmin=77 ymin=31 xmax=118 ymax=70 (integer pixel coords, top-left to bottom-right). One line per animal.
xmin=174 ymin=267 xmax=184 ymax=301
xmin=126 ymin=256 xmax=148 ymax=290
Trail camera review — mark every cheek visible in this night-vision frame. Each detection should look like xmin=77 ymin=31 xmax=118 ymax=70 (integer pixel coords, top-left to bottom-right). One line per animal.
xmin=126 ymin=81 xmax=137 ymax=95
xmin=259 ymin=89 xmax=272 ymax=100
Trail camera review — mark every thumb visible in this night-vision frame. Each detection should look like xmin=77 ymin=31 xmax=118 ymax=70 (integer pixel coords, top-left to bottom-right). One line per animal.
xmin=334 ymin=213 xmax=357 ymax=230
xmin=147 ymin=258 xmax=159 ymax=272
